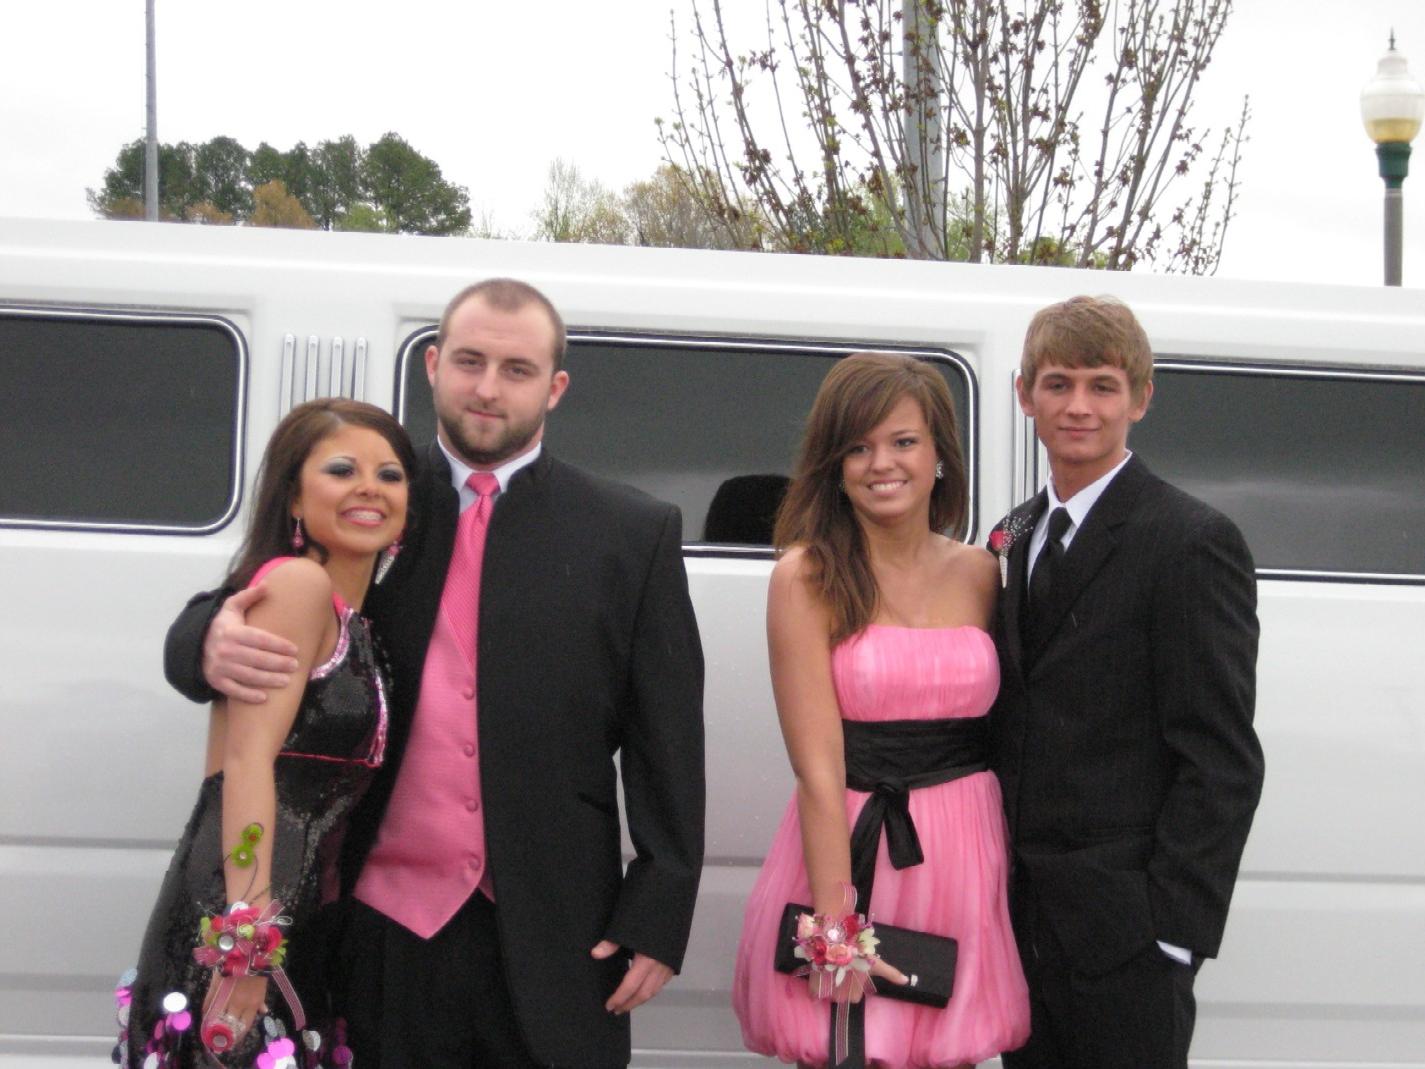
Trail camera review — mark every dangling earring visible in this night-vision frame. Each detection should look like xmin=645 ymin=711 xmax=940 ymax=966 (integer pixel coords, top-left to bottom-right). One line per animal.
xmin=374 ymin=537 xmax=402 ymax=585
xmin=934 ymin=461 xmax=945 ymax=480
xmin=291 ymin=517 xmax=305 ymax=551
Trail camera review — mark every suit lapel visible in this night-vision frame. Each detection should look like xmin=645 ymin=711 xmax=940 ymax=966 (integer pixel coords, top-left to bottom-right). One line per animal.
xmin=419 ymin=440 xmax=461 ymax=587
xmin=999 ymin=492 xmax=1046 ymax=678
xmin=478 ymin=449 xmax=552 ymax=612
xmin=383 ymin=443 xmax=458 ymax=684
xmin=1028 ymin=455 xmax=1151 ymax=658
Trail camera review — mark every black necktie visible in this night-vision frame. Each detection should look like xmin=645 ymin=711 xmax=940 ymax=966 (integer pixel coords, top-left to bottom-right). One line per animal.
xmin=1028 ymin=507 xmax=1072 ymax=612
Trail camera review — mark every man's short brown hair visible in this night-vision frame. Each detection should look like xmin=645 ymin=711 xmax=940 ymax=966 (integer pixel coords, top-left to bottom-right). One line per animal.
xmin=435 ymin=278 xmax=568 ymax=370
xmin=1020 ymin=295 xmax=1153 ymax=400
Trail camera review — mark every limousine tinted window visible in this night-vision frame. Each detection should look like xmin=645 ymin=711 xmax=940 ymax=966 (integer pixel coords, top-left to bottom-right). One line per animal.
xmin=0 ymin=312 xmax=243 ymax=530
xmin=1133 ymin=364 xmax=1425 ymax=578
xmin=399 ymin=333 xmax=976 ymax=547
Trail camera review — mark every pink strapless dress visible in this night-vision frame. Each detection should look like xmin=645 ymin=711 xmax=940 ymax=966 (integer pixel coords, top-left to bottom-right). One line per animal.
xmin=732 ymin=625 xmax=1029 ymax=1067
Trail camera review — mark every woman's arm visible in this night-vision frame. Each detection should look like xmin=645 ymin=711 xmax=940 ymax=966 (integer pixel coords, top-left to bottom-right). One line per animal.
xmin=767 ymin=549 xmax=852 ymax=918
xmin=768 ymin=549 xmax=910 ymax=992
xmin=206 ymin=559 xmax=334 ymax=1035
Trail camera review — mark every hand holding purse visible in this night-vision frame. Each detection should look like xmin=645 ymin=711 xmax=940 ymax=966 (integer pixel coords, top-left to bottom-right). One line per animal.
xmin=773 ymin=902 xmax=957 ymax=1008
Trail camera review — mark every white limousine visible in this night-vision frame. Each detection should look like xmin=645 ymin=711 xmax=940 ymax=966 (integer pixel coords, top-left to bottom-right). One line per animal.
xmin=1 ymin=217 xmax=1422 ymax=1067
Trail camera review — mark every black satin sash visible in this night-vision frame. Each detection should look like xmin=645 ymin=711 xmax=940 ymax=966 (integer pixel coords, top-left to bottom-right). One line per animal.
xmin=832 ymin=716 xmax=989 ymax=1069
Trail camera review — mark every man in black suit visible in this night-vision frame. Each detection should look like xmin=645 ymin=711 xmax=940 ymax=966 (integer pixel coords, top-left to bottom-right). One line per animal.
xmin=988 ymin=296 xmax=1263 ymax=1068
xmin=164 ymin=279 xmax=705 ymax=1068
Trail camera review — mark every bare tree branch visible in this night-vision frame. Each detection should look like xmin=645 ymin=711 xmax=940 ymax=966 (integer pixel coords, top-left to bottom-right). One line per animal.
xmin=662 ymin=0 xmax=1245 ymax=269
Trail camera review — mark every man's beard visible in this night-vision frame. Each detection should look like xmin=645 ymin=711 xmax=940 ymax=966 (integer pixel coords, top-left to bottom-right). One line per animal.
xmin=437 ymin=406 xmax=544 ymax=468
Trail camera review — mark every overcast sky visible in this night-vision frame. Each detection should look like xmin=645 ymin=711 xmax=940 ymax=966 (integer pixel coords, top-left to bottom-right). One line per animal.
xmin=3 ymin=1 xmax=1424 ymax=289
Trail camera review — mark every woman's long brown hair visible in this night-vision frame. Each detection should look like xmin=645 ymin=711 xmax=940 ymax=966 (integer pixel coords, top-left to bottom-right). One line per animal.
xmin=773 ymin=353 xmax=966 ymax=643
xmin=225 ymin=399 xmax=418 ymax=591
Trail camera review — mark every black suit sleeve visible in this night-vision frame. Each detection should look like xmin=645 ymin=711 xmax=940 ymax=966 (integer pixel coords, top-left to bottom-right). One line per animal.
xmin=604 ymin=505 xmax=706 ymax=972
xmin=162 ymin=588 xmax=230 ymax=704
xmin=1148 ymin=511 xmax=1264 ymax=958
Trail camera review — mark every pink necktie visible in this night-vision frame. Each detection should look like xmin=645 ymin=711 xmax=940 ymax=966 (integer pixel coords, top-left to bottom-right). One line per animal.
xmin=440 ymin=472 xmax=500 ymax=662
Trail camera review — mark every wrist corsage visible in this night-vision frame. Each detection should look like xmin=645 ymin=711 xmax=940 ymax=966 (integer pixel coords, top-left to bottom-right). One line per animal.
xmin=194 ymin=900 xmax=306 ymax=1054
xmin=791 ymin=886 xmax=879 ymax=1002
xmin=194 ymin=900 xmax=290 ymax=976
xmin=791 ymin=883 xmax=879 ymax=1065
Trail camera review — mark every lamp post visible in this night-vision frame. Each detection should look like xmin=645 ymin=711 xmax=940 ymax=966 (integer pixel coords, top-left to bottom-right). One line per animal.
xmin=1361 ymin=33 xmax=1425 ymax=286
xmin=144 ymin=0 xmax=158 ymax=221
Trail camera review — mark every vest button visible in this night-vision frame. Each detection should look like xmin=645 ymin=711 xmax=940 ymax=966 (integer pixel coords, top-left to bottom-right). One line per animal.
xmin=466 ymin=797 xmax=480 ymax=812
xmin=462 ymin=743 xmax=475 ymax=758
xmin=462 ymin=686 xmax=475 ymax=700
xmin=468 ymin=855 xmax=482 ymax=870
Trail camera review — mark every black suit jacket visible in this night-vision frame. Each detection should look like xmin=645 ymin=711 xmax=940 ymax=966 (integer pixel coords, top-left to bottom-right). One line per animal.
xmin=166 ymin=445 xmax=705 ymax=1067
xmin=988 ymin=456 xmax=1263 ymax=977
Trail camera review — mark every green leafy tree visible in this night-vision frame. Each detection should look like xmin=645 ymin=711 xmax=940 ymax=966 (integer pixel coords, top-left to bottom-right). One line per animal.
xmin=362 ymin=133 xmax=471 ymax=236
xmin=248 ymin=141 xmax=318 ymax=213
xmin=281 ymin=142 xmax=318 ymax=210
xmin=192 ymin=136 xmax=252 ymax=218
xmin=311 ymin=136 xmax=365 ymax=230
xmin=334 ymin=203 xmax=389 ymax=233
xmin=89 ymin=133 xmax=472 ymax=237
xmin=88 ymin=139 xmax=201 ymax=220
xmin=248 ymin=142 xmax=286 ymax=189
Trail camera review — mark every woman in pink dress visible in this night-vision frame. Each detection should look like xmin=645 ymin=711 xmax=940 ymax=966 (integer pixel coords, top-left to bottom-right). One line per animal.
xmin=733 ymin=353 xmax=1029 ymax=1067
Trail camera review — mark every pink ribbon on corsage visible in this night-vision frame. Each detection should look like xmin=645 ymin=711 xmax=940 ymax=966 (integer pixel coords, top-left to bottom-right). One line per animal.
xmin=791 ymin=882 xmax=879 ymax=1065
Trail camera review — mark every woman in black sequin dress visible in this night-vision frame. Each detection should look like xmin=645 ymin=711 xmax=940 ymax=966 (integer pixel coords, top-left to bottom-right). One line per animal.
xmin=117 ymin=400 xmax=416 ymax=1068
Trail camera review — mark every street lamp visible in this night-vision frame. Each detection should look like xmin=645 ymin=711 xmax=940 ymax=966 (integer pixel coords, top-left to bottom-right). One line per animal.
xmin=1361 ymin=33 xmax=1425 ymax=286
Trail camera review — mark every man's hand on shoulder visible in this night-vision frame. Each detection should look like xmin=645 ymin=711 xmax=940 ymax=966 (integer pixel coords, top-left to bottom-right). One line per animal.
xmin=591 ymin=940 xmax=674 ymax=1015
xmin=203 ymin=584 xmax=300 ymax=704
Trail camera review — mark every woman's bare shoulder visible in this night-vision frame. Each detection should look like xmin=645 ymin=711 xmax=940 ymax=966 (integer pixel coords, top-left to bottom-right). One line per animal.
xmin=249 ymin=558 xmax=333 ymax=633
xmin=950 ymin=540 xmax=998 ymax=585
xmin=930 ymin=537 xmax=999 ymax=616
xmin=771 ymin=544 xmax=815 ymax=583
xmin=768 ymin=545 xmax=832 ymax=628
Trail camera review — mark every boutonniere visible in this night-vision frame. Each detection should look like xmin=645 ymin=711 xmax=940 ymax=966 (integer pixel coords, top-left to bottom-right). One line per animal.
xmin=988 ymin=511 xmax=1035 ymax=588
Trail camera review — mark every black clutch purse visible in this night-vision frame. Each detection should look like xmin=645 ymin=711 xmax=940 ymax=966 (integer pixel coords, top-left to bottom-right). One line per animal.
xmin=773 ymin=902 xmax=957 ymax=1008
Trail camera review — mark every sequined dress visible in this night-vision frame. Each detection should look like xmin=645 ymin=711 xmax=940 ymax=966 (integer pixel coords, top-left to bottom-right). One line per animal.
xmin=733 ymin=625 xmax=1030 ymax=1067
xmin=118 ymin=559 xmax=389 ymax=1068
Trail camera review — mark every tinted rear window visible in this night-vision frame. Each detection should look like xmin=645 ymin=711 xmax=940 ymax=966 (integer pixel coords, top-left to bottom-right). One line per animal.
xmin=0 ymin=312 xmax=243 ymax=530
xmin=1133 ymin=363 xmax=1425 ymax=578
xmin=400 ymin=333 xmax=976 ymax=547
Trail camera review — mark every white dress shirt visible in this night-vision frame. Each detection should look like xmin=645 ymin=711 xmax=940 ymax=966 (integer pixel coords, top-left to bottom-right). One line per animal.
xmin=1025 ymin=451 xmax=1133 ymax=582
xmin=437 ymin=439 xmax=542 ymax=513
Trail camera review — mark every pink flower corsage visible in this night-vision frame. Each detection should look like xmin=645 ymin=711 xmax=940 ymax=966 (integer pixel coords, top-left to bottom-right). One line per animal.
xmin=791 ymin=883 xmax=879 ymax=1064
xmin=792 ymin=894 xmax=879 ymax=1001
xmin=194 ymin=900 xmax=290 ymax=976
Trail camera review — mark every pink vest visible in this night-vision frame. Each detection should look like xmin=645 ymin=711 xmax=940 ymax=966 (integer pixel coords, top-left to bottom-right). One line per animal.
xmin=354 ymin=476 xmax=496 ymax=938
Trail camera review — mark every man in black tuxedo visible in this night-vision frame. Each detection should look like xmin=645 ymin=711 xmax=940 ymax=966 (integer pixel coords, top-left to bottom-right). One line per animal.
xmin=988 ymin=296 xmax=1263 ymax=1068
xmin=164 ymin=279 xmax=705 ymax=1068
